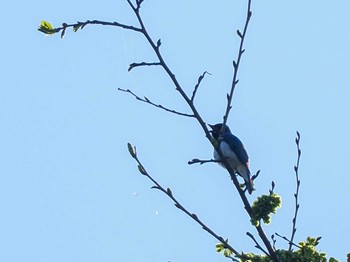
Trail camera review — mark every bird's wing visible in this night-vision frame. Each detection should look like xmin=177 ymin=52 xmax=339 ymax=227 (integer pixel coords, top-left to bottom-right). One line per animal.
xmin=224 ymin=134 xmax=249 ymax=164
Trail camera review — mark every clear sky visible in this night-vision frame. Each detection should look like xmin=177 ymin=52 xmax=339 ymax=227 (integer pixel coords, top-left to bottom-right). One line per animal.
xmin=1 ymin=0 xmax=350 ymax=261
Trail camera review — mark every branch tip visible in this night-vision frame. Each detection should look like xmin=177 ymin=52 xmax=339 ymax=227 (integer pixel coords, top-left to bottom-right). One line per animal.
xmin=118 ymin=88 xmax=194 ymax=117
xmin=191 ymin=71 xmax=211 ymax=102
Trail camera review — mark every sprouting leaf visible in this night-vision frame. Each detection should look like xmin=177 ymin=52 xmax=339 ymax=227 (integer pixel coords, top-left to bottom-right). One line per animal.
xmin=223 ymin=249 xmax=233 ymax=257
xmin=42 ymin=21 xmax=53 ymax=30
xmin=137 ymin=165 xmax=146 ymax=175
xmin=216 ymin=243 xmax=224 ymax=253
xmin=38 ymin=20 xmax=56 ymax=35
xmin=73 ymin=24 xmax=82 ymax=32
xmin=127 ymin=143 xmax=136 ymax=158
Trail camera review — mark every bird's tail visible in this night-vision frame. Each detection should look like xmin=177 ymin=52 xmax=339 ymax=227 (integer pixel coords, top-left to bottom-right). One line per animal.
xmin=237 ymin=167 xmax=255 ymax=194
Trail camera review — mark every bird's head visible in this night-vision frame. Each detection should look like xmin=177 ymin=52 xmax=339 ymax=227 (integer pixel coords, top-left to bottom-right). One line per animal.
xmin=208 ymin=123 xmax=231 ymax=140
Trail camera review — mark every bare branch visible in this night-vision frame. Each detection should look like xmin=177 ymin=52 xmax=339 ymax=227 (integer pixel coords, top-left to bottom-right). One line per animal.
xmin=187 ymin=158 xmax=219 ymax=165
xmin=289 ymin=131 xmax=302 ymax=251
xmin=128 ymin=62 xmax=161 ymax=71
xmin=118 ymin=88 xmax=195 ymax=117
xmin=45 ymin=19 xmax=142 ymax=35
xmin=191 ymin=71 xmax=211 ymax=102
xmin=156 ymin=39 xmax=162 ymax=48
xmin=127 ymin=143 xmax=242 ymax=258
xmin=246 ymin=232 xmax=270 ymax=257
xmin=275 ymin=232 xmax=301 ymax=249
xmin=127 ymin=1 xmax=212 ymax=140
xmin=222 ymin=1 xmax=252 ymax=130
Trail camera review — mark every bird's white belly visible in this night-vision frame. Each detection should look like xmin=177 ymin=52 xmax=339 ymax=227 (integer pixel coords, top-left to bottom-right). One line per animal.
xmin=214 ymin=141 xmax=240 ymax=169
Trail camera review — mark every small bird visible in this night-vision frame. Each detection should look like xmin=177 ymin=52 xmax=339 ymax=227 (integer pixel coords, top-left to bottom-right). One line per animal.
xmin=209 ymin=123 xmax=254 ymax=194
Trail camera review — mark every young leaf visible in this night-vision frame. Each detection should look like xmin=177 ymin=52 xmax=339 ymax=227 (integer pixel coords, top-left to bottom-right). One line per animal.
xmin=127 ymin=143 xmax=136 ymax=158
xmin=137 ymin=165 xmax=146 ymax=175
xmin=38 ymin=20 xmax=55 ymax=35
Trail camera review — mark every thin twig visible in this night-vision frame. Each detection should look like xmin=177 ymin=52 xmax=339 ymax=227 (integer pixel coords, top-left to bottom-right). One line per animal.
xmin=127 ymin=143 xmax=241 ymax=258
xmin=128 ymin=62 xmax=161 ymax=71
xmin=191 ymin=71 xmax=211 ymax=102
xmin=221 ymin=0 xmax=252 ymax=130
xmin=275 ymin=232 xmax=301 ymax=249
xmin=118 ymin=88 xmax=195 ymax=117
xmin=49 ymin=20 xmax=142 ymax=35
xmin=187 ymin=158 xmax=219 ymax=165
xmin=251 ymin=170 xmax=261 ymax=182
xmin=289 ymin=131 xmax=301 ymax=251
xmin=246 ymin=232 xmax=270 ymax=256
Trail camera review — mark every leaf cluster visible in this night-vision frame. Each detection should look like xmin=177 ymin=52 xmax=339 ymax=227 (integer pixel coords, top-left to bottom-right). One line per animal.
xmin=222 ymin=237 xmax=341 ymax=262
xmin=250 ymin=193 xmax=282 ymax=227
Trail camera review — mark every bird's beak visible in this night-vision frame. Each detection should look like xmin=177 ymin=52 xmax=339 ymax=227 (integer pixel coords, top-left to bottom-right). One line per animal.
xmin=208 ymin=124 xmax=215 ymax=130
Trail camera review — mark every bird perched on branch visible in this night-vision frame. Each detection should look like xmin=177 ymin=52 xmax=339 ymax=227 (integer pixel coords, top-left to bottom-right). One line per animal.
xmin=209 ymin=123 xmax=254 ymax=194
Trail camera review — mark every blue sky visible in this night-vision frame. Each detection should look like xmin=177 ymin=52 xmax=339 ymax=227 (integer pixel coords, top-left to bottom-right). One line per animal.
xmin=1 ymin=0 xmax=350 ymax=261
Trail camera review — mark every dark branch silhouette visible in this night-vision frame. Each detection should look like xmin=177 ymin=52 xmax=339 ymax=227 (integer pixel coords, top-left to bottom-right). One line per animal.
xmin=187 ymin=158 xmax=219 ymax=165
xmin=221 ymin=0 xmax=252 ymax=130
xmin=191 ymin=71 xmax=211 ymax=102
xmin=275 ymin=232 xmax=301 ymax=249
xmin=289 ymin=131 xmax=302 ymax=250
xmin=49 ymin=20 xmax=142 ymax=39
xmin=118 ymin=88 xmax=195 ymax=117
xmin=128 ymin=62 xmax=161 ymax=71
xmin=246 ymin=232 xmax=270 ymax=256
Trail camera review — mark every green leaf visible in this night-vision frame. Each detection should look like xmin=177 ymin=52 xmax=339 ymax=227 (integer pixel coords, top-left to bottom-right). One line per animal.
xmin=216 ymin=243 xmax=224 ymax=253
xmin=38 ymin=20 xmax=56 ymax=35
xmin=223 ymin=249 xmax=233 ymax=257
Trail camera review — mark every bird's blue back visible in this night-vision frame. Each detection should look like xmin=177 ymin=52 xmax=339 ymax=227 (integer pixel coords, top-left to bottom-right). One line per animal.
xmin=222 ymin=130 xmax=249 ymax=165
